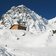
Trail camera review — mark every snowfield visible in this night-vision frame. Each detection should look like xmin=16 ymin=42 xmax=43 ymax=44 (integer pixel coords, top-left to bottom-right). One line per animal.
xmin=0 ymin=29 xmax=51 ymax=48
xmin=0 ymin=30 xmax=56 ymax=56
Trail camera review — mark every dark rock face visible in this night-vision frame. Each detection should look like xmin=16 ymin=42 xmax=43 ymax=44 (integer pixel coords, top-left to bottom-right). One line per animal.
xmin=10 ymin=24 xmax=26 ymax=30
xmin=17 ymin=38 xmax=19 ymax=40
xmin=52 ymin=30 xmax=56 ymax=34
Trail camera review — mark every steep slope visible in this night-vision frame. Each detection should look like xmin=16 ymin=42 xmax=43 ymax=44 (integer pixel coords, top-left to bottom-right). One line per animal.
xmin=48 ymin=17 xmax=56 ymax=30
xmin=46 ymin=17 xmax=56 ymax=46
xmin=0 ymin=5 xmax=48 ymax=33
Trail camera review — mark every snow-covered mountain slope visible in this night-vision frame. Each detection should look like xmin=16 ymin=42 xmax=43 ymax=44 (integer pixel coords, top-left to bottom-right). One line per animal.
xmin=48 ymin=17 xmax=56 ymax=30
xmin=0 ymin=5 xmax=48 ymax=33
xmin=0 ymin=5 xmax=56 ymax=56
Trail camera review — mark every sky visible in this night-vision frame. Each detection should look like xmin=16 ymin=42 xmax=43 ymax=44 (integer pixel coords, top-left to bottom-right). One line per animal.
xmin=0 ymin=0 xmax=56 ymax=19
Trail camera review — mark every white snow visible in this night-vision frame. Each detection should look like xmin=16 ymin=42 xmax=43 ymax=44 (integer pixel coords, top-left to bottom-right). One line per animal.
xmin=0 ymin=29 xmax=56 ymax=56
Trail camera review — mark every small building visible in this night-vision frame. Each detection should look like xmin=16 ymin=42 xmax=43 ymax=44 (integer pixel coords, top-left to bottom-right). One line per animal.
xmin=10 ymin=24 xmax=26 ymax=30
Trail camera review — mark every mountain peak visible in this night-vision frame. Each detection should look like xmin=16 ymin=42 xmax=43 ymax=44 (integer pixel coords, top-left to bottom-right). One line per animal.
xmin=17 ymin=4 xmax=26 ymax=7
xmin=0 ymin=5 xmax=48 ymax=33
